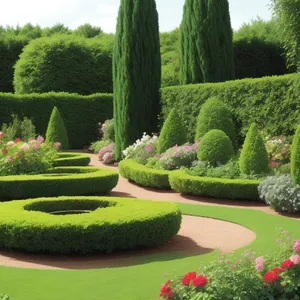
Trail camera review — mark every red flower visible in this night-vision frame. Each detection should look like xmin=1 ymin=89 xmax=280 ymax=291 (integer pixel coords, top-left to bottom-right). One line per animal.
xmin=271 ymin=267 xmax=282 ymax=274
xmin=270 ymin=161 xmax=277 ymax=168
xmin=160 ymin=280 xmax=174 ymax=299
xmin=15 ymin=137 xmax=21 ymax=143
xmin=281 ymin=259 xmax=294 ymax=270
xmin=181 ymin=272 xmax=197 ymax=286
xmin=263 ymin=271 xmax=281 ymax=283
xmin=1 ymin=148 xmax=7 ymax=155
xmin=192 ymin=274 xmax=208 ymax=287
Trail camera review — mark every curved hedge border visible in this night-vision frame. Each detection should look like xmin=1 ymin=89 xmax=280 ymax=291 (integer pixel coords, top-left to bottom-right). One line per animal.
xmin=118 ymin=159 xmax=171 ymax=189
xmin=0 ymin=196 xmax=181 ymax=254
xmin=169 ymin=170 xmax=261 ymax=201
xmin=0 ymin=167 xmax=118 ymax=201
xmin=54 ymin=152 xmax=91 ymax=167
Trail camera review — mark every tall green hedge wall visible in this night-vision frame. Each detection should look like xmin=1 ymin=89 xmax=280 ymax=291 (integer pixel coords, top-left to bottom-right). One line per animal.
xmin=0 ymin=92 xmax=113 ymax=148
xmin=160 ymin=74 xmax=300 ymax=145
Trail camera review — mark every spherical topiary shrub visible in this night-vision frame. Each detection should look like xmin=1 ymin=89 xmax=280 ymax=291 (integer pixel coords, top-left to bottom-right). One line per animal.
xmin=45 ymin=106 xmax=69 ymax=150
xmin=197 ymin=129 xmax=234 ymax=165
xmin=158 ymin=108 xmax=186 ymax=153
xmin=239 ymin=123 xmax=269 ymax=175
xmin=291 ymin=124 xmax=300 ymax=184
xmin=13 ymin=35 xmax=112 ymax=94
xmin=195 ymin=97 xmax=237 ymax=149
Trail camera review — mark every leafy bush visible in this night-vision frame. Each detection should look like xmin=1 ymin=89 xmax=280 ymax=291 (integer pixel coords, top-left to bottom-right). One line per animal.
xmin=53 ymin=153 xmax=90 ymax=167
xmin=0 ymin=196 xmax=181 ymax=254
xmin=0 ymin=295 xmax=9 ymax=300
xmin=90 ymin=139 xmax=110 ymax=154
xmin=259 ymin=174 xmax=300 ymax=213
xmin=158 ymin=108 xmax=186 ymax=154
xmin=198 ymin=130 xmax=234 ymax=166
xmin=195 ymin=97 xmax=237 ymax=149
xmin=13 ymin=35 xmax=113 ymax=94
xmin=45 ymin=106 xmax=69 ymax=150
xmin=99 ymin=119 xmax=114 ymax=142
xmin=239 ymin=123 xmax=269 ymax=175
xmin=291 ymin=124 xmax=300 ymax=184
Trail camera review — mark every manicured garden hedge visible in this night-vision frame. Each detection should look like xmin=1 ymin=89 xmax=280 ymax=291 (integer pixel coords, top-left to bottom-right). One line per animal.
xmin=0 ymin=196 xmax=181 ymax=254
xmin=53 ymin=153 xmax=91 ymax=167
xmin=119 ymin=159 xmax=171 ymax=189
xmin=0 ymin=92 xmax=113 ymax=148
xmin=169 ymin=170 xmax=261 ymax=200
xmin=161 ymin=74 xmax=299 ymax=144
xmin=0 ymin=167 xmax=118 ymax=200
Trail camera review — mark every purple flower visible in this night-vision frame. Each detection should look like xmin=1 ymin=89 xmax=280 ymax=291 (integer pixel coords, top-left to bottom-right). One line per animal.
xmin=145 ymin=145 xmax=153 ymax=152
xmin=37 ymin=135 xmax=44 ymax=143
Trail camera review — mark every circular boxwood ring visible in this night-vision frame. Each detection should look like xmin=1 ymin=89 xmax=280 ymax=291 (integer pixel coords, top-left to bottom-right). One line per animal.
xmin=169 ymin=170 xmax=261 ymax=201
xmin=0 ymin=196 xmax=182 ymax=254
xmin=0 ymin=167 xmax=118 ymax=201
xmin=119 ymin=159 xmax=171 ymax=189
xmin=53 ymin=152 xmax=91 ymax=167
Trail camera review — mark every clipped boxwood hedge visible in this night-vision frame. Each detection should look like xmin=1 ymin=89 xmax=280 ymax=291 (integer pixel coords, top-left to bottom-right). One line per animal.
xmin=0 ymin=196 xmax=182 ymax=254
xmin=0 ymin=167 xmax=118 ymax=201
xmin=118 ymin=159 xmax=171 ymax=189
xmin=169 ymin=170 xmax=261 ymax=201
xmin=54 ymin=152 xmax=91 ymax=167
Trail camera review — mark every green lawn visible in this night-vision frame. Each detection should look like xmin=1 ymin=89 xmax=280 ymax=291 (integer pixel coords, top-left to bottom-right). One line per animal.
xmin=1 ymin=202 xmax=300 ymax=300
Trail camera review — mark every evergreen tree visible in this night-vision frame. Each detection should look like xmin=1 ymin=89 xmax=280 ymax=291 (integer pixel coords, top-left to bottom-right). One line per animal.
xmin=113 ymin=0 xmax=161 ymax=160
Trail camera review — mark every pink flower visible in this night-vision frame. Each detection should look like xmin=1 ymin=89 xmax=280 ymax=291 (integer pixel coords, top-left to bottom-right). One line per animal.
xmin=255 ymin=257 xmax=264 ymax=265
xmin=145 ymin=145 xmax=153 ymax=152
xmin=28 ymin=139 xmax=36 ymax=144
xmin=32 ymin=143 xmax=41 ymax=149
xmin=294 ymin=240 xmax=300 ymax=252
xmin=7 ymin=141 xmax=15 ymax=147
xmin=103 ymin=152 xmax=113 ymax=164
xmin=8 ymin=156 xmax=14 ymax=163
xmin=98 ymin=144 xmax=114 ymax=160
xmin=53 ymin=142 xmax=61 ymax=150
xmin=28 ymin=138 xmax=35 ymax=142
xmin=256 ymin=263 xmax=264 ymax=272
xmin=0 ymin=132 xmax=4 ymax=138
xmin=290 ymin=255 xmax=300 ymax=265
xmin=20 ymin=143 xmax=30 ymax=152
xmin=270 ymin=161 xmax=277 ymax=168
xmin=1 ymin=148 xmax=7 ymax=155
xmin=37 ymin=135 xmax=44 ymax=143
xmin=17 ymin=152 xmax=22 ymax=158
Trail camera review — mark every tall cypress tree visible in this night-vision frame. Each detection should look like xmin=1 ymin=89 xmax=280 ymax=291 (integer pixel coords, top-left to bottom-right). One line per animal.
xmin=179 ymin=0 xmax=235 ymax=84
xmin=113 ymin=0 xmax=161 ymax=160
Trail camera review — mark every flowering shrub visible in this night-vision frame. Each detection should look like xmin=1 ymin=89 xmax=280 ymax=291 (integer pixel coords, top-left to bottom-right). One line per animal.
xmin=123 ymin=133 xmax=158 ymax=164
xmin=98 ymin=143 xmax=115 ymax=164
xmin=258 ymin=174 xmax=300 ymax=212
xmin=0 ymin=133 xmax=59 ymax=176
xmin=159 ymin=231 xmax=300 ymax=299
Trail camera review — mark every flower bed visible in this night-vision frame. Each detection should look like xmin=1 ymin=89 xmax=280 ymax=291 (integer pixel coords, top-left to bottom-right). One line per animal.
xmin=0 ymin=167 xmax=118 ymax=201
xmin=0 ymin=196 xmax=181 ymax=254
xmin=118 ymin=159 xmax=171 ymax=189
xmin=169 ymin=169 xmax=261 ymax=200
xmin=53 ymin=152 xmax=91 ymax=167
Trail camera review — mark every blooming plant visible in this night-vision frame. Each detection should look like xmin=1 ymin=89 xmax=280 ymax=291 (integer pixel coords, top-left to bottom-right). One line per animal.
xmin=98 ymin=143 xmax=115 ymax=164
xmin=159 ymin=230 xmax=300 ymax=299
xmin=0 ymin=133 xmax=59 ymax=176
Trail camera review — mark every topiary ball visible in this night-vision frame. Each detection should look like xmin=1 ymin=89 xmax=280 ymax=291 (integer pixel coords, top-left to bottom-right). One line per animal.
xmin=239 ymin=123 xmax=269 ymax=175
xmin=197 ymin=129 xmax=234 ymax=165
xmin=291 ymin=124 xmax=300 ymax=184
xmin=195 ymin=97 xmax=237 ymax=150
xmin=158 ymin=108 xmax=186 ymax=153
xmin=45 ymin=106 xmax=69 ymax=150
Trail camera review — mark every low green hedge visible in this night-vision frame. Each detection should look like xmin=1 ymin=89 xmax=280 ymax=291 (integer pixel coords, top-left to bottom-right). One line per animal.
xmin=169 ymin=170 xmax=261 ymax=200
xmin=54 ymin=152 xmax=91 ymax=167
xmin=0 ymin=167 xmax=118 ymax=201
xmin=118 ymin=159 xmax=171 ymax=189
xmin=0 ymin=196 xmax=182 ymax=254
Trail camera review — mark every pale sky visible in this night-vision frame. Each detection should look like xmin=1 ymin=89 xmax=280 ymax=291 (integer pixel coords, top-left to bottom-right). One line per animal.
xmin=0 ymin=0 xmax=272 ymax=33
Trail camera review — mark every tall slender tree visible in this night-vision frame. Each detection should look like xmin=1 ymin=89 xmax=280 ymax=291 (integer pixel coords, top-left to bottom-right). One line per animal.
xmin=113 ymin=0 xmax=161 ymax=160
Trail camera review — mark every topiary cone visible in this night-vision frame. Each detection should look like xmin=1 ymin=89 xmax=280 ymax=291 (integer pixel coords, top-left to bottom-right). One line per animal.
xmin=239 ymin=123 xmax=269 ymax=175
xmin=291 ymin=124 xmax=300 ymax=184
xmin=158 ymin=108 xmax=187 ymax=154
xmin=45 ymin=106 xmax=69 ymax=150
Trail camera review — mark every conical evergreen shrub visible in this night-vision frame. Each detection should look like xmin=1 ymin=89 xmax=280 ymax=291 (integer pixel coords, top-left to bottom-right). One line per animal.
xmin=195 ymin=97 xmax=237 ymax=149
xmin=239 ymin=123 xmax=269 ymax=175
xmin=158 ymin=108 xmax=186 ymax=153
xmin=45 ymin=106 xmax=69 ymax=150
xmin=291 ymin=124 xmax=300 ymax=184
xmin=197 ymin=129 xmax=234 ymax=165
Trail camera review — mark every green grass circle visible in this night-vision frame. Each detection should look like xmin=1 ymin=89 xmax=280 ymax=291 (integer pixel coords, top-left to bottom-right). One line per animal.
xmin=53 ymin=152 xmax=91 ymax=167
xmin=0 ymin=196 xmax=181 ymax=254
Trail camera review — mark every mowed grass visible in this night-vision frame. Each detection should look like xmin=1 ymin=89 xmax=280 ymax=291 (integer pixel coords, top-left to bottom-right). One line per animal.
xmin=1 ymin=202 xmax=300 ymax=300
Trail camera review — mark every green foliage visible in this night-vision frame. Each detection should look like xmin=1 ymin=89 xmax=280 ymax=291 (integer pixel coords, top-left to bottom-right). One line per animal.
xmin=0 ymin=167 xmax=118 ymax=201
xmin=198 ymin=130 xmax=234 ymax=165
xmin=0 ymin=92 xmax=113 ymax=148
xmin=45 ymin=107 xmax=69 ymax=150
xmin=119 ymin=159 xmax=171 ymax=189
xmin=113 ymin=0 xmax=161 ymax=161
xmin=0 ymin=196 xmax=181 ymax=254
xmin=0 ymin=295 xmax=9 ymax=300
xmin=291 ymin=124 xmax=300 ymax=184
xmin=14 ymin=35 xmax=113 ymax=94
xmin=90 ymin=139 xmax=111 ymax=154
xmin=53 ymin=153 xmax=91 ymax=167
xmin=158 ymin=108 xmax=187 ymax=153
xmin=169 ymin=169 xmax=261 ymax=200
xmin=161 ymin=74 xmax=299 ymax=144
xmin=73 ymin=23 xmax=102 ymax=38
xmin=42 ymin=23 xmax=71 ymax=37
xmin=239 ymin=123 xmax=269 ymax=175
xmin=195 ymin=97 xmax=237 ymax=149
